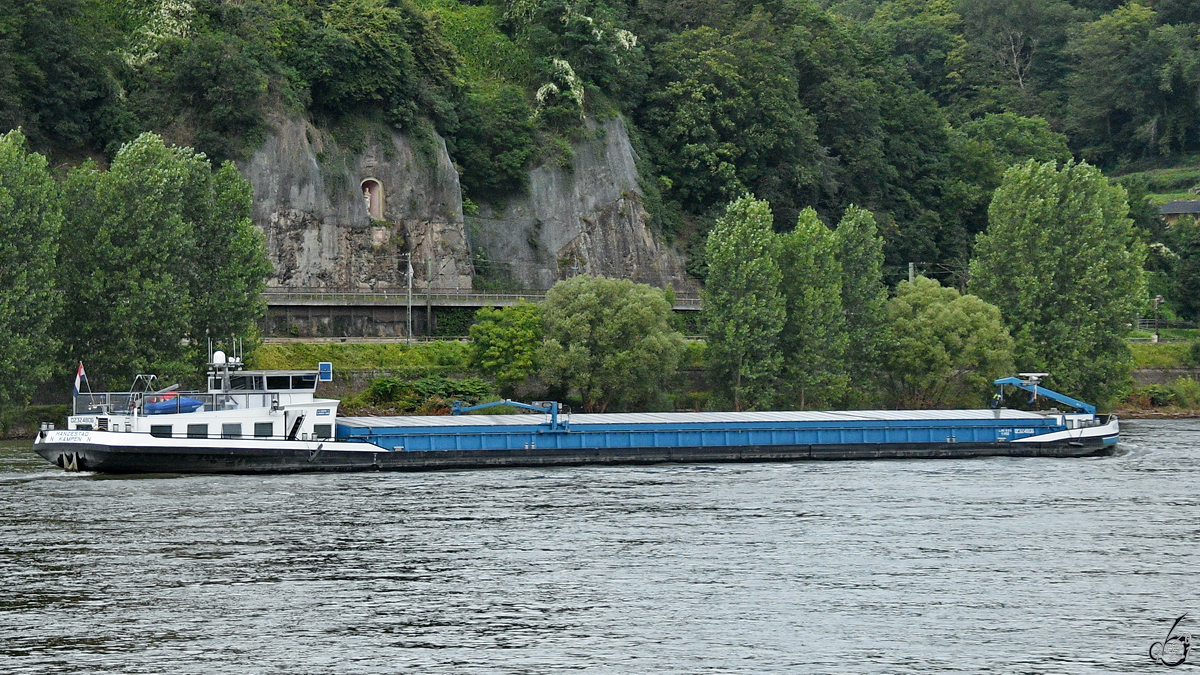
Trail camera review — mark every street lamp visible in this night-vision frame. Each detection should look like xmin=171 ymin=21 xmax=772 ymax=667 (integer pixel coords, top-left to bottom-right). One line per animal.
xmin=1153 ymin=294 xmax=1164 ymax=343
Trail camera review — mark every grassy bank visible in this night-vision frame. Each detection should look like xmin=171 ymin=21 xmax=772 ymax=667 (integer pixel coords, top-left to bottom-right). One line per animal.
xmin=1129 ymin=342 xmax=1194 ymax=368
xmin=250 ymin=341 xmax=472 ymax=372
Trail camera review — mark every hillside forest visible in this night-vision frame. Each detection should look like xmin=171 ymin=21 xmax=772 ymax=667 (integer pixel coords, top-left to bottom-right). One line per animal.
xmin=2 ymin=0 xmax=1200 ymax=415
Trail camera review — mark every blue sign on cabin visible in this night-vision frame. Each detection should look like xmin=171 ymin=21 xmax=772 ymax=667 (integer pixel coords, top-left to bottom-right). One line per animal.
xmin=318 ymin=362 xmax=333 ymax=382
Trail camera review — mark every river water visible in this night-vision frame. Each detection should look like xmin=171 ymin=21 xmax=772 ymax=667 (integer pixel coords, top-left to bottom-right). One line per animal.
xmin=0 ymin=419 xmax=1197 ymax=673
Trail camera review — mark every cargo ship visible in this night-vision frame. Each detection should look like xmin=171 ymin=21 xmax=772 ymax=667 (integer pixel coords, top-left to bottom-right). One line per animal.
xmin=33 ymin=350 xmax=1119 ymax=474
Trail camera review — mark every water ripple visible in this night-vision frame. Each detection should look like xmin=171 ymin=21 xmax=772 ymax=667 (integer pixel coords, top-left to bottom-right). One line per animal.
xmin=0 ymin=419 xmax=1197 ymax=673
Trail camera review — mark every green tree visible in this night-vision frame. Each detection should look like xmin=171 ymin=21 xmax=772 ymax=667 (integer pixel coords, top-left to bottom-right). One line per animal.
xmin=1164 ymin=215 xmax=1200 ymax=322
xmin=57 ymin=133 xmax=269 ymax=384
xmin=0 ymin=0 xmax=129 ymax=153
xmin=881 ymin=276 xmax=1015 ymax=408
xmin=958 ymin=112 xmax=1072 ymax=167
xmin=451 ymin=84 xmax=536 ymax=201
xmin=0 ymin=129 xmax=61 ymax=408
xmin=639 ymin=21 xmax=821 ymax=217
xmin=834 ymin=205 xmax=888 ymax=404
xmin=702 ymin=195 xmax=785 ymax=410
xmin=469 ymin=301 xmax=543 ymax=396
xmin=970 ymin=159 xmax=1146 ymax=407
xmin=954 ymin=0 xmax=1078 ymax=120
xmin=777 ymin=207 xmax=846 ymax=408
xmin=57 ymin=135 xmax=194 ymax=384
xmin=305 ymin=0 xmax=457 ymax=129
xmin=869 ymin=0 xmax=966 ymax=108
xmin=783 ymin=2 xmax=957 ymax=268
xmin=942 ymin=113 xmax=1073 ymax=270
xmin=188 ymin=160 xmax=271 ymax=349
xmin=539 ymin=275 xmax=685 ymax=412
xmin=1065 ymin=3 xmax=1200 ymax=163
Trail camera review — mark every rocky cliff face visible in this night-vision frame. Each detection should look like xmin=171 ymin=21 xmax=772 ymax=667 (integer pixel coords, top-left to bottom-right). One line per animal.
xmin=240 ymin=116 xmax=474 ymax=290
xmin=241 ymin=115 xmax=690 ymax=295
xmin=466 ymin=117 xmax=693 ymax=292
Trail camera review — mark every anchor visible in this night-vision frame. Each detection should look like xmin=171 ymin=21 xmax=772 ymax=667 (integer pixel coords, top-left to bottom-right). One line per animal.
xmin=307 ymin=443 xmax=324 ymax=463
xmin=62 ymin=452 xmax=78 ymax=472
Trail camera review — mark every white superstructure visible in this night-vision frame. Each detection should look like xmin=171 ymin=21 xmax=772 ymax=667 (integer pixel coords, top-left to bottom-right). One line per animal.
xmin=66 ymin=349 xmax=340 ymax=443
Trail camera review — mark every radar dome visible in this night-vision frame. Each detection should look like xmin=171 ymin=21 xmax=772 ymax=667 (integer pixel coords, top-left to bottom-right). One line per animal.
xmin=212 ymin=350 xmax=227 ymax=365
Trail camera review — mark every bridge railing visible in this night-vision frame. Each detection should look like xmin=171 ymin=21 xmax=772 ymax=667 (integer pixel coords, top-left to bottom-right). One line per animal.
xmin=262 ymin=286 xmax=703 ymax=310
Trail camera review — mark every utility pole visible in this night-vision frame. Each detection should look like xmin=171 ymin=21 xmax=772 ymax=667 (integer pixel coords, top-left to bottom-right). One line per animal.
xmin=908 ymin=262 xmax=914 ymax=283
xmin=1153 ymin=294 xmax=1163 ymax=343
xmin=426 ymin=257 xmax=433 ymax=337
xmin=404 ymin=253 xmax=413 ymax=345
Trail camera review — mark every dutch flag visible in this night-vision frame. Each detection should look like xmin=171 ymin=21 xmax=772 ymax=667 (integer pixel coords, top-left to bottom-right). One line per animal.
xmin=73 ymin=362 xmax=87 ymax=396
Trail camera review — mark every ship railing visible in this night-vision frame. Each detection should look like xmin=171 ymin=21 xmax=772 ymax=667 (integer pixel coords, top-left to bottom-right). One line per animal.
xmin=73 ymin=392 xmax=274 ymax=416
xmin=73 ymin=392 xmax=138 ymax=415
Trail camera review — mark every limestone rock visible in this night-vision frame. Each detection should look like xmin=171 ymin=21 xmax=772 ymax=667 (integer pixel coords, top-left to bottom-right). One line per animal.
xmin=466 ymin=116 xmax=693 ymax=292
xmin=240 ymin=116 xmax=473 ymax=291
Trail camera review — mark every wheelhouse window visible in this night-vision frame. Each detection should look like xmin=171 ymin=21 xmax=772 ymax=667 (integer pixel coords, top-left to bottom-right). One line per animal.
xmin=228 ymin=375 xmax=263 ymax=391
xmin=292 ymin=374 xmax=317 ymax=389
xmin=266 ymin=376 xmax=290 ymax=390
xmin=254 ymin=422 xmax=273 ymax=438
xmin=187 ymin=424 xmax=207 ymax=439
xmin=222 ymin=423 xmax=241 ymax=439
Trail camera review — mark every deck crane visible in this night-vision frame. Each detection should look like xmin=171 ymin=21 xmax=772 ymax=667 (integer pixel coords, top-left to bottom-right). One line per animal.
xmin=991 ymin=373 xmax=1096 ymax=415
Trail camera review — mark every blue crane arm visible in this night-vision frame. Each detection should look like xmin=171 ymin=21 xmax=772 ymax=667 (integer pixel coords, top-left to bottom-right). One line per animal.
xmin=992 ymin=377 xmax=1096 ymax=415
xmin=451 ymin=399 xmax=565 ymax=429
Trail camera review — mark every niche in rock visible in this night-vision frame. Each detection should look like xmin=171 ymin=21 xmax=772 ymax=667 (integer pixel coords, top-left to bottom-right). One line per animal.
xmin=361 ymin=178 xmax=384 ymax=221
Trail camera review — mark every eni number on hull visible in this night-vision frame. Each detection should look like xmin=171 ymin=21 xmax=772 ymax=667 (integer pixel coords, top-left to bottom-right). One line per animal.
xmin=34 ymin=352 xmax=1119 ymax=474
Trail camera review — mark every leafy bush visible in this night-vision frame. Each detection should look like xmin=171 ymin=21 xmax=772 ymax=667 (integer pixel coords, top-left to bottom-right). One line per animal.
xmin=365 ymin=375 xmax=407 ymax=403
xmin=1 ymin=404 xmax=70 ymax=439
xmin=433 ymin=307 xmax=477 ymax=336
xmin=1171 ymin=377 xmax=1200 ymax=408
xmin=1140 ymin=384 xmax=1178 ymax=407
xmin=500 ymin=0 xmax=648 ymax=103
xmin=416 ymin=0 xmax=536 ymax=84
xmin=469 ymin=303 xmax=543 ymax=395
xmin=360 ymin=374 xmax=491 ymax=413
xmin=167 ymin=31 xmax=271 ymax=161
xmin=1126 ymin=379 xmax=1200 ymax=408
xmin=411 ymin=375 xmax=489 ymax=402
xmin=300 ymin=0 xmax=458 ymax=131
xmin=1189 ymin=341 xmax=1200 ymax=368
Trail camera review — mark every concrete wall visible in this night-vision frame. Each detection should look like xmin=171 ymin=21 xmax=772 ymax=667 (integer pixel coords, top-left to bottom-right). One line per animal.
xmin=1133 ymin=368 xmax=1200 ymax=385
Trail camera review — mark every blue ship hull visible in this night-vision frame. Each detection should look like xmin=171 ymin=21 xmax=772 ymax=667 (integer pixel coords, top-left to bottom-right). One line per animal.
xmin=336 ymin=409 xmax=1110 ymax=453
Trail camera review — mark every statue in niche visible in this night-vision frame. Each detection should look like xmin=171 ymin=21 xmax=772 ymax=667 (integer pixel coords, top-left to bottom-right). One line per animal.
xmin=360 ymin=180 xmax=384 ymax=220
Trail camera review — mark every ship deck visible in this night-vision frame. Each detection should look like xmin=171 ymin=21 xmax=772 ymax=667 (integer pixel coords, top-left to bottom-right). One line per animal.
xmin=336 ymin=408 xmax=1074 ymax=452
